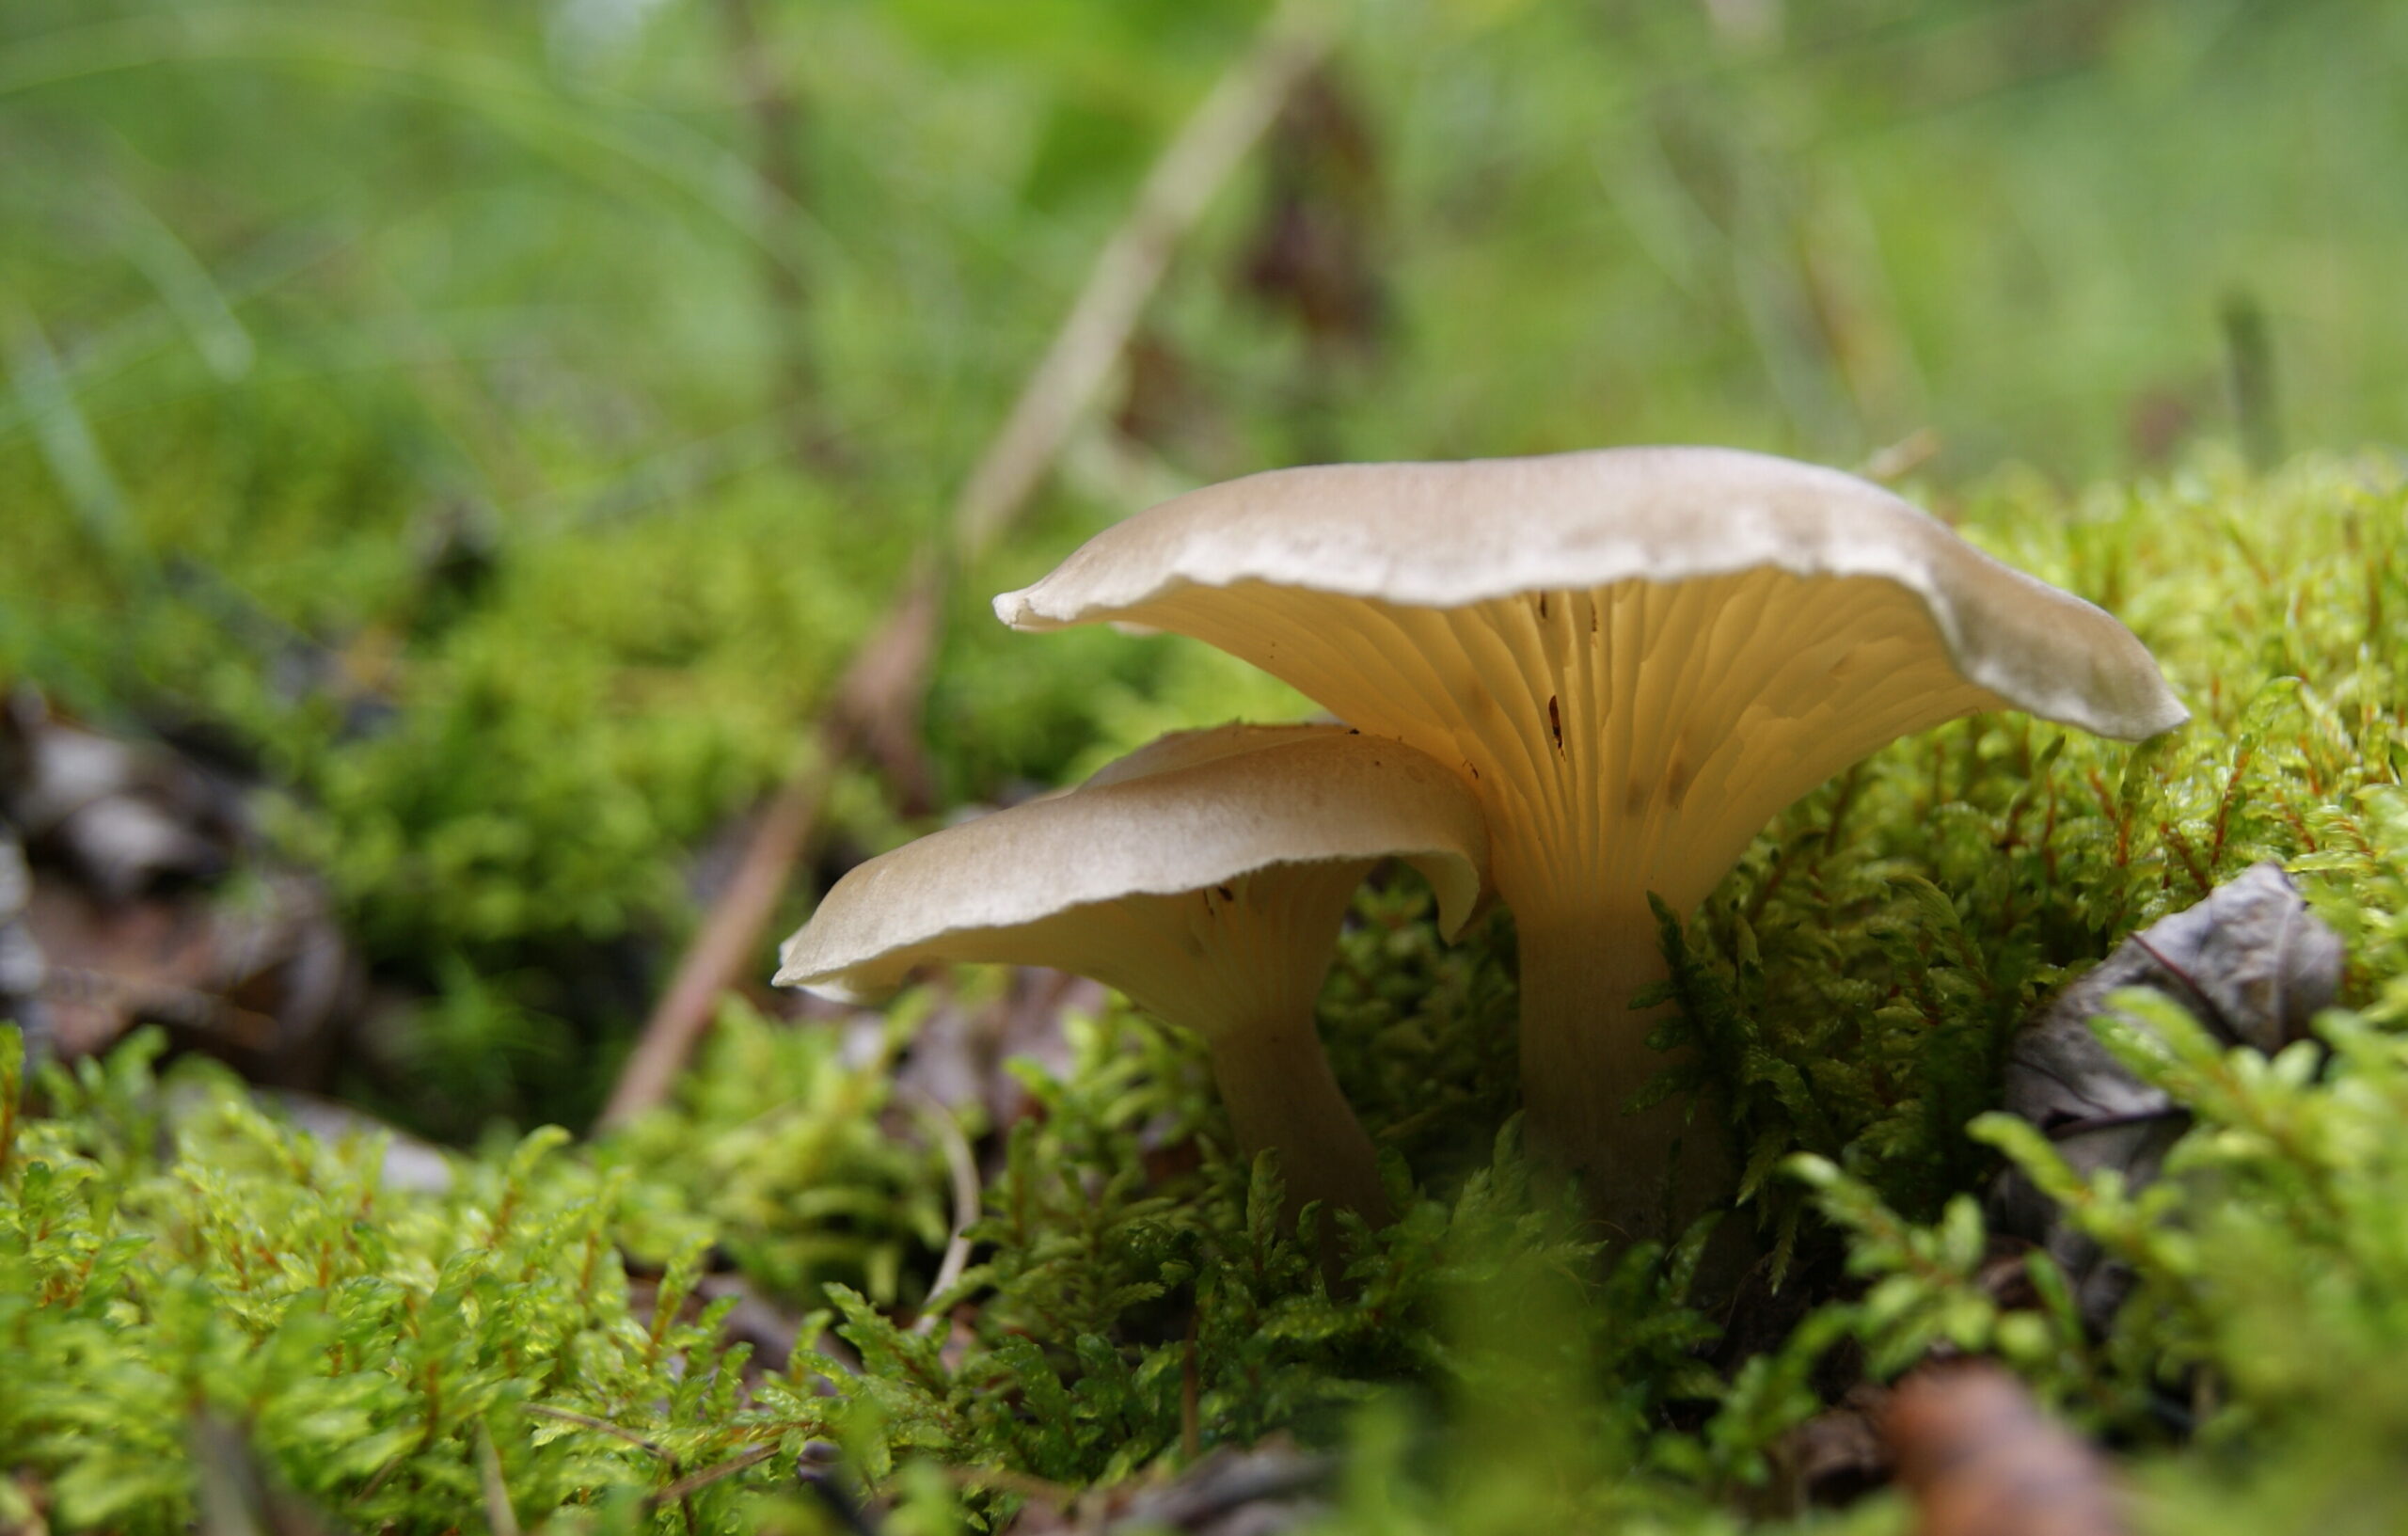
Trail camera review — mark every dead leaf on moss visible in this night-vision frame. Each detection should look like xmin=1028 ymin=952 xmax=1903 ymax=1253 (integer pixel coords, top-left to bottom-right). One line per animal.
xmin=26 ymin=874 xmax=355 ymax=1081
xmin=1989 ymin=861 xmax=2343 ymax=1328
xmin=1 ymin=690 xmax=359 ymax=1083
xmin=2 ymin=689 xmax=235 ymax=901
xmin=0 ymin=828 xmax=47 ymax=1054
xmin=1885 ymin=1363 xmax=2127 ymax=1536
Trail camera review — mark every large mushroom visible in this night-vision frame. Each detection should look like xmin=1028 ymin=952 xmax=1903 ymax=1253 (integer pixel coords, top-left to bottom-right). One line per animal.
xmin=994 ymin=447 xmax=2187 ymax=1232
xmin=776 ymin=722 xmax=1488 ymax=1229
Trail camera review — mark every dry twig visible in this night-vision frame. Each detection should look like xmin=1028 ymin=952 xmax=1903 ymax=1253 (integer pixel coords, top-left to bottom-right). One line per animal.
xmin=476 ymin=1425 xmax=524 ymax=1536
xmin=953 ymin=0 xmax=1339 ymax=560
xmin=596 ymin=0 xmax=1338 ymax=1129
xmin=597 ymin=760 xmax=830 ymax=1130
xmin=524 ymin=1404 xmax=669 ymax=1460
xmin=645 ymin=1446 xmax=779 ymax=1511
xmin=907 ymin=1085 xmax=982 ymax=1336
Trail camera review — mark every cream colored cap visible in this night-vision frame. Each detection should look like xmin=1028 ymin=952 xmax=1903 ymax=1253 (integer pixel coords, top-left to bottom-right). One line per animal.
xmin=994 ymin=447 xmax=2187 ymax=741
xmin=774 ymin=722 xmax=1489 ymax=1004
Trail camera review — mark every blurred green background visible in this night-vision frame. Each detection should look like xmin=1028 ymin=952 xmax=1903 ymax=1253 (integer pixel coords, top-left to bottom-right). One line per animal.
xmin=5 ymin=0 xmax=2402 ymax=1136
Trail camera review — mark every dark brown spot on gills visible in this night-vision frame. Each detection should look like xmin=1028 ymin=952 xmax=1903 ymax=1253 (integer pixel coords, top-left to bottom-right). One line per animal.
xmin=1665 ymin=757 xmax=1695 ymax=809
xmin=1547 ymin=694 xmax=1564 ymax=751
xmin=1537 ymin=593 xmax=1548 ymax=620
xmin=1215 ymin=884 xmax=1236 ymax=903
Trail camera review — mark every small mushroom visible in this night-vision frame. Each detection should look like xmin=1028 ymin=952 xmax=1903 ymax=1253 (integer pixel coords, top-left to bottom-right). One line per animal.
xmin=995 ymin=448 xmax=2186 ymax=1233
xmin=775 ymin=723 xmax=1489 ymax=1229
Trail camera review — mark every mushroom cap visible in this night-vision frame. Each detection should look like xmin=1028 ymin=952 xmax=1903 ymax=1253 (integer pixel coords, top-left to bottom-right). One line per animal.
xmin=774 ymin=722 xmax=1489 ymax=1004
xmin=994 ymin=447 xmax=2188 ymax=742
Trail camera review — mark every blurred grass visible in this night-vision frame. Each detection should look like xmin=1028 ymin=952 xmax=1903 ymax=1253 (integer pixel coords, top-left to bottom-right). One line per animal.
xmin=2 ymin=0 xmax=2402 ymax=1134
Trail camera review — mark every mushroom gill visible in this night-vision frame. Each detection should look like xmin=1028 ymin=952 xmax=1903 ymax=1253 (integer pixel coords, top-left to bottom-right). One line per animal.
xmin=776 ymin=723 xmax=1490 ymax=1234
xmin=994 ymin=447 xmax=2187 ymax=1236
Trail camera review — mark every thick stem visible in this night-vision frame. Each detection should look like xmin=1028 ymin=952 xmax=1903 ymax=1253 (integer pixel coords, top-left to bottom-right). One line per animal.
xmin=1516 ymin=911 xmax=1732 ymax=1243
xmin=1206 ymin=1005 xmax=1391 ymax=1232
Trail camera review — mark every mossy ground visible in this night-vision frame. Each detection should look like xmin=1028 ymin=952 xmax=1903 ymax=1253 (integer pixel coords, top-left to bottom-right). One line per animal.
xmin=7 ymin=451 xmax=2407 ymax=1532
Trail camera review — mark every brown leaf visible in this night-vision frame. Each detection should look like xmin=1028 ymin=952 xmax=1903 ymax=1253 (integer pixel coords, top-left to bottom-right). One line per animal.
xmin=0 ymin=829 xmax=48 ymax=1053
xmin=2 ymin=690 xmax=235 ymax=901
xmin=25 ymin=874 xmax=356 ymax=1080
xmin=0 ymin=690 xmax=358 ymax=1081
xmin=1885 ymin=1364 xmax=2127 ymax=1536
xmin=1990 ymin=862 xmax=2342 ymax=1329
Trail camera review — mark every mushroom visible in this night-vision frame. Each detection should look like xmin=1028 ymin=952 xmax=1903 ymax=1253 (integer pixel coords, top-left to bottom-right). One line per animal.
xmin=775 ymin=722 xmax=1489 ymax=1229
xmin=993 ymin=447 xmax=2187 ymax=1232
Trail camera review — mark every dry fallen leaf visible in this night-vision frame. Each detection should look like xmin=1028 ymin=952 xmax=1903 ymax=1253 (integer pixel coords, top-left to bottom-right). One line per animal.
xmin=2 ymin=690 xmax=236 ymax=901
xmin=1886 ymin=1364 xmax=2127 ymax=1536
xmin=2 ymin=690 xmax=359 ymax=1081
xmin=1989 ymin=862 xmax=2342 ymax=1328
xmin=0 ymin=827 xmax=48 ymax=1053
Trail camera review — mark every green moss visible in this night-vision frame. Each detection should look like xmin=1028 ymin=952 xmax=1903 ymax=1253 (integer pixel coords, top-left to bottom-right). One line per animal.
xmin=610 ymin=997 xmax=954 ymax=1309
xmin=6 ymin=453 xmax=2408 ymax=1532
xmin=0 ymin=1029 xmax=812 ymax=1534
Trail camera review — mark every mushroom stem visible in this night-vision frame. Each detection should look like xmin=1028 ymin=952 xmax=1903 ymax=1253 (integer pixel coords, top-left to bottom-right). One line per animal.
xmin=1514 ymin=909 xmax=1733 ymax=1241
xmin=1206 ymin=1004 xmax=1393 ymax=1231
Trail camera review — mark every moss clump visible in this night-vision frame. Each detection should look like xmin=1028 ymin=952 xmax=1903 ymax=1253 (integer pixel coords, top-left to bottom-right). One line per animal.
xmin=5 ymin=451 xmax=2408 ymax=1532
xmin=0 ymin=1029 xmax=805 ymax=1535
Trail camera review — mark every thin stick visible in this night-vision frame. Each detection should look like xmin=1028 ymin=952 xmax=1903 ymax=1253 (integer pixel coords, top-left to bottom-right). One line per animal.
xmin=595 ymin=2 xmax=1338 ymax=1128
xmin=953 ymin=0 xmax=1340 ymax=560
xmin=477 ymin=1424 xmax=525 ymax=1536
xmin=597 ymin=568 xmax=944 ymax=1130
xmin=524 ymin=1404 xmax=670 ymax=1460
xmin=645 ymin=1445 xmax=779 ymax=1509
xmin=942 ymin=1465 xmax=1077 ymax=1505
xmin=907 ymin=1087 xmax=982 ymax=1336
xmin=597 ymin=759 xmax=830 ymax=1130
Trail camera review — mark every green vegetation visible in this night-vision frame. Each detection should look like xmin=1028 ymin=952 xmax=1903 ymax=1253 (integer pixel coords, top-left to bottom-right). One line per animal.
xmin=8 ymin=457 xmax=2408 ymax=1530
xmin=6 ymin=0 xmax=2408 ymax=1528
xmin=8 ymin=0 xmax=2407 ymax=1136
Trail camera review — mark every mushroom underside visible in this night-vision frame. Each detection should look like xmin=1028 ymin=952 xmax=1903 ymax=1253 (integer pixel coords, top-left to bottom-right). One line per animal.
xmin=1130 ymin=569 xmax=2004 ymax=914
xmin=793 ymin=860 xmax=1394 ymax=1227
xmin=1106 ymin=567 xmax=2012 ymax=1227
